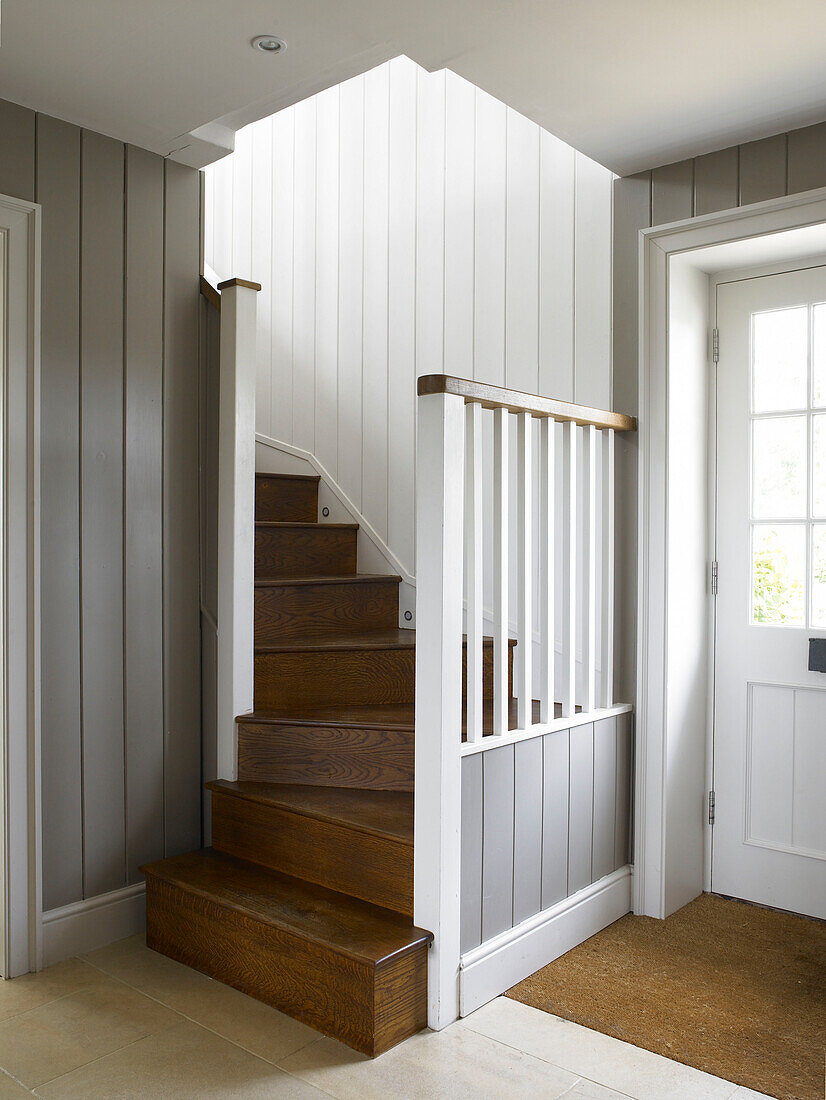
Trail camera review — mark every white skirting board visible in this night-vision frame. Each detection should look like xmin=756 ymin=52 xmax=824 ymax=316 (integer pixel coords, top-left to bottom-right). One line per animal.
xmin=459 ymin=866 xmax=632 ymax=1016
xmin=41 ymin=883 xmax=146 ymax=967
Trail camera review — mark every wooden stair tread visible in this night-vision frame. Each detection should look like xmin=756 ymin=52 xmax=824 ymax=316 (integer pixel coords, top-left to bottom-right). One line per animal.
xmin=254 ymin=573 xmax=401 ymax=588
xmin=142 ymin=848 xmax=429 ymax=966
xmin=207 ymin=779 xmax=413 ymax=843
xmin=255 ymin=472 xmax=320 ymax=482
xmin=238 ymin=697 xmax=546 ymax=733
xmin=255 ymin=629 xmax=517 ymax=653
xmin=256 ymin=520 xmax=358 ymax=530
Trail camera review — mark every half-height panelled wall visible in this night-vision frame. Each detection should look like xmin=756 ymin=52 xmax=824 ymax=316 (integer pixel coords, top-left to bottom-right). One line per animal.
xmin=0 ymin=99 xmax=202 ymax=945
xmin=203 ymin=55 xmax=613 ymax=580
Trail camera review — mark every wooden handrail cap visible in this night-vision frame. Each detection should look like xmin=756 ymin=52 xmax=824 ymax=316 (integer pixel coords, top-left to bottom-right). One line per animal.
xmin=217 ymin=277 xmax=263 ymax=292
xmin=417 ymin=374 xmax=636 ymax=432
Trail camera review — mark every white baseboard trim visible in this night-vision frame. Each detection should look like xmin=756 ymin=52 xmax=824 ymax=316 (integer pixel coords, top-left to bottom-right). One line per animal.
xmin=41 ymin=882 xmax=146 ymax=967
xmin=459 ymin=866 xmax=632 ymax=1016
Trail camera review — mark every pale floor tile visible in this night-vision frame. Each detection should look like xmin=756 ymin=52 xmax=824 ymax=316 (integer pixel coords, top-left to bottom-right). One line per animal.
xmin=279 ymin=1021 xmax=580 ymax=1099
xmin=0 ymin=960 xmax=111 ymax=1023
xmin=0 ymin=1070 xmax=30 ymax=1098
xmin=729 ymin=1088 xmax=777 ymax=1099
xmin=461 ymin=998 xmax=741 ymax=1100
xmin=560 ymin=1079 xmax=635 ymax=1099
xmin=34 ymin=1019 xmax=330 ymax=1099
xmin=0 ymin=976 xmax=180 ymax=1088
xmin=83 ymin=935 xmax=319 ymax=1063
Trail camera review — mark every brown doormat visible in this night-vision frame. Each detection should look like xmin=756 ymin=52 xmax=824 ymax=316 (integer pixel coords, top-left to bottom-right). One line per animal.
xmin=506 ymin=893 xmax=826 ymax=1100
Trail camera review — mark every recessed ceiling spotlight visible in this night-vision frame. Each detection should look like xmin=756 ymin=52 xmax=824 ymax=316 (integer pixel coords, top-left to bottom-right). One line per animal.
xmin=251 ymin=35 xmax=286 ymax=54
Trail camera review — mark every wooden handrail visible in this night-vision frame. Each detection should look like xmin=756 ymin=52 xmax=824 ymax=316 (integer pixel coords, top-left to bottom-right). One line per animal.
xmin=200 ymin=274 xmax=221 ymax=312
xmin=417 ymin=375 xmax=636 ymax=432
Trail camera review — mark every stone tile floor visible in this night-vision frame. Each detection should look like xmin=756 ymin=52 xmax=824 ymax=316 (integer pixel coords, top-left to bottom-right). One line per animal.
xmin=0 ymin=936 xmax=772 ymax=1098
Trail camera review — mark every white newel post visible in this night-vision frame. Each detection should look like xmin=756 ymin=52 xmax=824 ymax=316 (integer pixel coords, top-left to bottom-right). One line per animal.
xmin=414 ymin=390 xmax=465 ymax=1030
xmin=216 ymin=278 xmax=260 ymax=781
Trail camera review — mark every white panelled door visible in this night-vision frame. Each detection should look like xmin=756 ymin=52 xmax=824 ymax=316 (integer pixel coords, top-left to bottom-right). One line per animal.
xmin=715 ymin=267 xmax=826 ymax=919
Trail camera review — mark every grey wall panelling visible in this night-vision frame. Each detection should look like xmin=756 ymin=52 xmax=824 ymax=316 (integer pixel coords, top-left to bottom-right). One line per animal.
xmin=460 ymin=754 xmax=483 ymax=953
xmin=513 ymin=737 xmax=543 ymax=925
xmin=36 ymin=116 xmax=84 ymax=911
xmin=124 ymin=145 xmax=165 ymax=882
xmin=614 ymin=712 xmax=633 ymax=868
xmin=787 ymin=122 xmax=826 ymax=195
xmin=481 ymin=744 xmax=515 ymax=941
xmin=80 ymin=129 xmax=127 ymax=898
xmin=567 ymin=722 xmax=595 ymax=895
xmin=541 ymin=728 xmax=570 ymax=908
xmin=739 ymin=135 xmax=787 ymax=206
xmin=592 ymin=716 xmax=618 ymax=881
xmin=651 ymin=160 xmax=693 ymax=225
xmin=0 ymin=97 xmax=202 ymax=912
xmin=162 ymin=161 xmax=202 ymax=858
xmin=694 ymin=147 xmax=739 ymax=216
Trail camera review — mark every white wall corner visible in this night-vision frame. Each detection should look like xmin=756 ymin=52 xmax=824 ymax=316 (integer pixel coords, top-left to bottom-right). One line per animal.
xmin=165 ymin=122 xmax=235 ymax=170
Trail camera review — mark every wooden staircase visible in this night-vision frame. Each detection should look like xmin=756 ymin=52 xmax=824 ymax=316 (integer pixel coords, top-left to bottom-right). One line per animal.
xmin=143 ymin=472 xmax=513 ymax=1056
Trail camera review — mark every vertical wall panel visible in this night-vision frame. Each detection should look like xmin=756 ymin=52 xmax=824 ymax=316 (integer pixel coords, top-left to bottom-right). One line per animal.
xmin=739 ymin=134 xmax=787 ymax=206
xmin=387 ymin=57 xmax=418 ymax=572
xmin=80 ymin=130 xmax=126 ymax=897
xmin=444 ymin=73 xmax=476 ymax=380
xmin=592 ymin=716 xmax=617 ymax=881
xmin=124 ymin=146 xmax=165 ymax=882
xmin=36 ymin=115 xmax=84 ymax=910
xmin=163 ymin=160 xmax=202 ymax=857
xmin=314 ymin=87 xmax=340 ymax=478
xmin=230 ymin=125 xmax=253 ymax=283
xmin=482 ymin=745 xmax=515 ymax=940
xmin=415 ymin=68 xmax=446 ymax=381
xmin=0 ymin=100 xmax=35 ymax=200
xmin=694 ymin=147 xmax=739 ymax=216
xmin=539 ymin=134 xmax=575 ymax=402
xmin=787 ymin=121 xmax=826 ymax=195
xmin=473 ymin=89 xmax=507 ymax=388
xmin=338 ymin=78 xmax=365 ymax=510
xmin=460 ymin=754 xmax=483 ymax=952
xmin=250 ymin=117 xmax=273 ymax=436
xmin=362 ymin=65 xmax=390 ymax=542
xmin=541 ymin=729 xmax=570 ymax=908
xmin=505 ymin=108 xmax=540 ymax=394
xmin=651 ymin=159 xmax=693 ymax=225
xmin=568 ymin=722 xmax=594 ymax=895
xmin=292 ymin=96 xmax=317 ymax=454
xmin=574 ymin=154 xmax=613 ymax=408
xmin=513 ymin=738 xmax=543 ymax=924
xmin=615 ymin=711 xmax=633 ymax=868
xmin=271 ymin=110 xmax=295 ymax=445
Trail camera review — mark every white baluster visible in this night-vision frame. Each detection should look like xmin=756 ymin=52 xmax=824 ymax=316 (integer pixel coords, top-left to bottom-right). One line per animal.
xmin=516 ymin=412 xmax=533 ymax=729
xmin=539 ymin=418 xmax=555 ymax=722
xmin=465 ymin=402 xmax=483 ymax=744
xmin=583 ymin=424 xmax=597 ymax=714
xmin=493 ymin=407 xmax=509 ymax=736
xmin=602 ymin=428 xmax=615 ymax=708
xmin=561 ymin=421 xmax=577 ymax=719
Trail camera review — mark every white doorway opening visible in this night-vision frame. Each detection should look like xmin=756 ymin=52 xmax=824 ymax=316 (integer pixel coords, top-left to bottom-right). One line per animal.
xmin=637 ymin=190 xmax=826 ymax=920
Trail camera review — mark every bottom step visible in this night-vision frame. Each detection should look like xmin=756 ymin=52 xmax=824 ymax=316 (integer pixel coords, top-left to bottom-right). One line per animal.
xmin=142 ymin=849 xmax=431 ymax=1057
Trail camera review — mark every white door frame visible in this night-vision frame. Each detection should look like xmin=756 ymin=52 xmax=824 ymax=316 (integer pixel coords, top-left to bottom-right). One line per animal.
xmin=0 ymin=194 xmax=42 ymax=975
xmin=637 ymin=185 xmax=826 ymax=918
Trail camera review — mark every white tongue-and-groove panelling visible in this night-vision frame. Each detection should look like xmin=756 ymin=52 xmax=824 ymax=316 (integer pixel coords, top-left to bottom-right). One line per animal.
xmin=204 ymin=55 xmax=613 ymax=587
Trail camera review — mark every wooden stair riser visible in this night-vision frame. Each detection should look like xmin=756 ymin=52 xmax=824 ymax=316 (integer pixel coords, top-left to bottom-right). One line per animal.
xmin=237 ymin=721 xmax=414 ymax=791
xmin=144 ymin=872 xmax=426 ymax=1056
xmin=255 ymin=578 xmax=399 ymax=642
xmin=254 ymin=642 xmax=513 ymax=710
xmin=255 ymin=525 xmax=357 ymax=578
xmin=210 ymin=787 xmax=413 ymax=916
xmin=255 ymin=475 xmax=319 ymax=523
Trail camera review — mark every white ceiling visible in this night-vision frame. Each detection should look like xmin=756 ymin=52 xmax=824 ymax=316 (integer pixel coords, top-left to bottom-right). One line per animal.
xmin=3 ymin=0 xmax=826 ymax=174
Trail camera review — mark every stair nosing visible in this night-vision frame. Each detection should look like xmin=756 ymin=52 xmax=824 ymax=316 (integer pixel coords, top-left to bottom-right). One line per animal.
xmin=255 ymin=521 xmax=359 ymax=530
xmin=254 ymin=573 xmax=401 ymax=588
xmin=207 ymin=779 xmax=413 ymax=847
xmin=143 ymin=851 xmax=430 ymax=967
xmin=255 ymin=631 xmax=416 ymax=654
xmin=236 ymin=709 xmax=415 ymax=732
xmin=255 ymin=472 xmax=320 ymax=482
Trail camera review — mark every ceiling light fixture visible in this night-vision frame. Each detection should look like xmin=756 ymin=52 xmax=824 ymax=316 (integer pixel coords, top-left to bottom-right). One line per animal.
xmin=251 ymin=35 xmax=286 ymax=54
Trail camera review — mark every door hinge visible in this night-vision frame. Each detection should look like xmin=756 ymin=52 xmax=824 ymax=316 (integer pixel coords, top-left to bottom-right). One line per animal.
xmin=711 ymin=560 xmax=719 ymax=595
xmin=712 ymin=328 xmax=719 ymax=363
xmin=708 ymin=790 xmax=716 ymax=826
